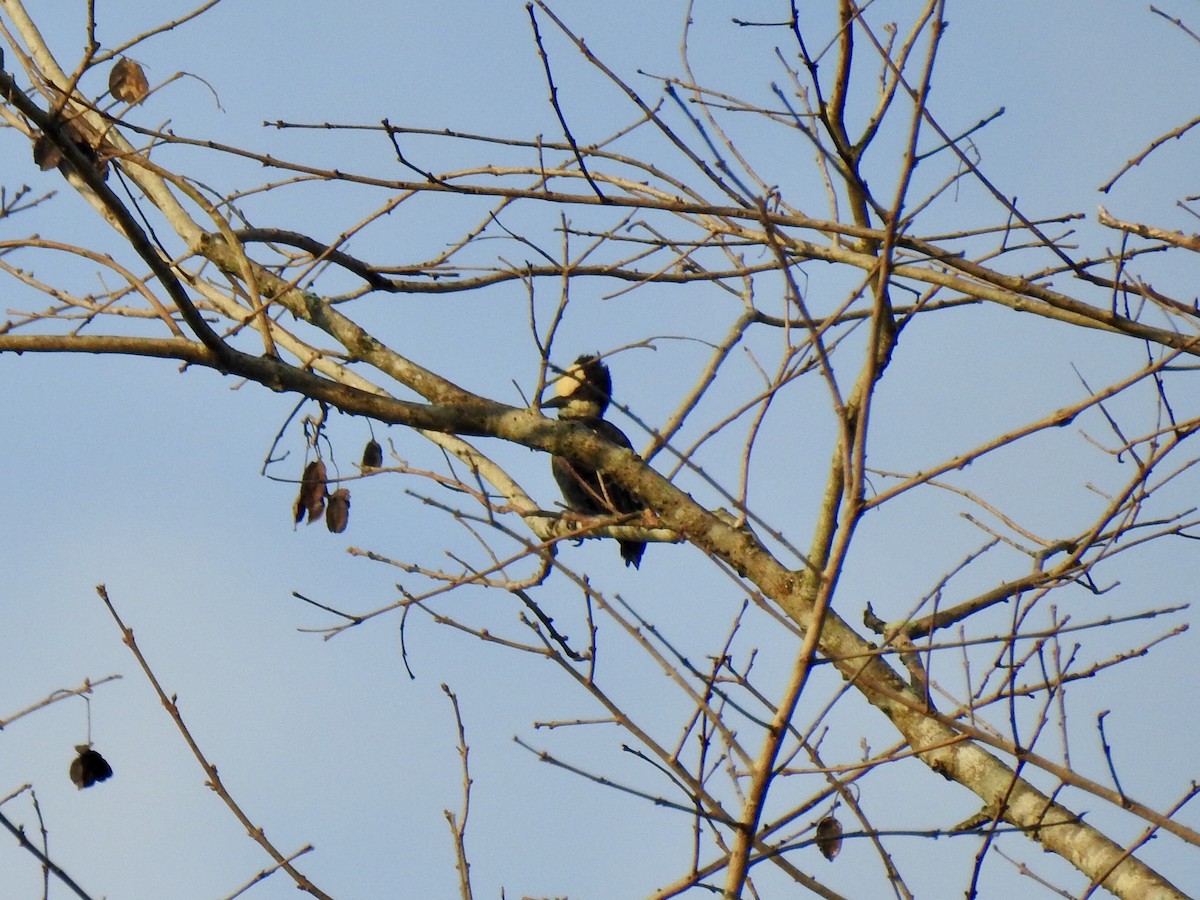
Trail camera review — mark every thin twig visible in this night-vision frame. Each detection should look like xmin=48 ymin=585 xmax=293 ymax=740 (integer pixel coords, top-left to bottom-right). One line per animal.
xmin=442 ymin=684 xmax=475 ymax=900
xmin=1096 ymin=710 xmax=1127 ymax=805
xmin=0 ymin=809 xmax=98 ymax=900
xmin=94 ymin=585 xmax=334 ymax=900
xmin=526 ymin=4 xmax=605 ymax=201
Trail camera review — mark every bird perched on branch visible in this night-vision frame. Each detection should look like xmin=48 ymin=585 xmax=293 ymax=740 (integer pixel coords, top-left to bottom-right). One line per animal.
xmin=542 ymin=354 xmax=647 ymax=568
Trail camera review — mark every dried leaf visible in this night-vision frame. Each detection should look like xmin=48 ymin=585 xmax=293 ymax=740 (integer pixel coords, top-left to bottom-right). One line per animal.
xmin=294 ymin=459 xmax=328 ymax=524
xmin=326 ymin=488 xmax=350 ymax=533
xmin=69 ymin=745 xmax=113 ymax=789
xmin=361 ymin=438 xmax=383 ymax=469
xmin=32 ymin=134 xmax=62 ymax=170
xmin=815 ymin=815 xmax=843 ymax=861
xmin=109 ymin=58 xmax=149 ymax=104
xmin=34 ymin=119 xmax=109 ymax=180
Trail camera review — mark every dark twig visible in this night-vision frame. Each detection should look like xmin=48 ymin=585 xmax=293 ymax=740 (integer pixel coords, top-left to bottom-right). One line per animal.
xmin=663 ymin=82 xmax=755 ymax=200
xmin=531 ymin=0 xmax=752 ymax=207
xmin=1096 ymin=710 xmax=1127 ymax=805
xmin=381 ymin=118 xmax=442 ymax=183
xmin=914 ymin=106 xmax=1005 ymax=162
xmin=1150 ymin=5 xmax=1200 ymax=45
xmin=512 ymin=586 xmax=585 ymax=661
xmin=526 ymin=4 xmax=606 ymax=201
xmin=0 ymin=809 xmax=98 ymax=900
xmin=291 ymin=590 xmax=363 ymax=623
xmin=235 ymin=227 xmax=399 ymax=292
xmin=512 ymin=735 xmax=739 ymax=826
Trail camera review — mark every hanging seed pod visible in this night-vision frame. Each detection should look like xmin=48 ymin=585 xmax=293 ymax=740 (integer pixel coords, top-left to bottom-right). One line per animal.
xmin=361 ymin=438 xmax=383 ymax=469
xmin=326 ymin=488 xmax=350 ymax=533
xmin=109 ymin=58 xmax=150 ymax=104
xmin=69 ymin=745 xmax=113 ymax=789
xmin=34 ymin=119 xmax=109 ymax=180
xmin=32 ymin=133 xmax=63 ymax=170
xmin=294 ymin=459 xmax=328 ymax=524
xmin=815 ymin=815 xmax=843 ymax=861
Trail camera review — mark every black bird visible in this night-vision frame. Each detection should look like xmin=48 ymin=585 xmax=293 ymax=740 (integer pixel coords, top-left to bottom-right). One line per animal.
xmin=542 ymin=354 xmax=646 ymax=568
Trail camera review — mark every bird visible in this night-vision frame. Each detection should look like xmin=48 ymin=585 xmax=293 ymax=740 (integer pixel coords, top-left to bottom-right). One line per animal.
xmin=542 ymin=354 xmax=647 ymax=568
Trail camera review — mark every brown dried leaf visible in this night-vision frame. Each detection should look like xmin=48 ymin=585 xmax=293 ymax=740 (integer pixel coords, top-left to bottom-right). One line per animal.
xmin=815 ymin=815 xmax=843 ymax=861
xmin=109 ymin=58 xmax=150 ymax=104
xmin=32 ymin=134 xmax=62 ymax=170
xmin=69 ymin=745 xmax=114 ymax=789
xmin=326 ymin=488 xmax=350 ymax=533
xmin=34 ymin=119 xmax=109 ymax=180
xmin=294 ymin=459 xmax=328 ymax=524
xmin=361 ymin=438 xmax=383 ymax=469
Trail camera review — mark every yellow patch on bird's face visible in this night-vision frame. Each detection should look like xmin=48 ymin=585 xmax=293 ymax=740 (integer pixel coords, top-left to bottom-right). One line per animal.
xmin=555 ymin=365 xmax=585 ymax=400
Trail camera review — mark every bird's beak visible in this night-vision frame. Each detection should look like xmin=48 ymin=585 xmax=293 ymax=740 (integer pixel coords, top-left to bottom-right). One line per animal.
xmin=540 ymin=394 xmax=568 ymax=410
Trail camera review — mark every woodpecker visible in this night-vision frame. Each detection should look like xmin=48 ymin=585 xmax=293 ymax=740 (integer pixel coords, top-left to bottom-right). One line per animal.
xmin=542 ymin=354 xmax=647 ymax=568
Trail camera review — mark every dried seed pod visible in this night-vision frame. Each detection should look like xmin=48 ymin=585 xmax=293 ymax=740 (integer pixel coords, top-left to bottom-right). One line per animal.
xmin=326 ymin=488 xmax=350 ymax=533
xmin=294 ymin=459 xmax=328 ymax=524
xmin=69 ymin=745 xmax=113 ymax=789
xmin=33 ymin=133 xmax=63 ymax=170
xmin=361 ymin=438 xmax=383 ymax=469
xmin=34 ymin=119 xmax=109 ymax=180
xmin=109 ymin=58 xmax=149 ymax=104
xmin=815 ymin=815 xmax=843 ymax=861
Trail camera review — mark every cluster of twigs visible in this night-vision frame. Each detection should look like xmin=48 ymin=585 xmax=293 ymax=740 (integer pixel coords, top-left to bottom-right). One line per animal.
xmin=3 ymin=0 xmax=1200 ymax=897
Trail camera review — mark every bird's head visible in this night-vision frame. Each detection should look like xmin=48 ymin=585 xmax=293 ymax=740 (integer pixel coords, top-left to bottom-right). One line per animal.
xmin=541 ymin=354 xmax=613 ymax=420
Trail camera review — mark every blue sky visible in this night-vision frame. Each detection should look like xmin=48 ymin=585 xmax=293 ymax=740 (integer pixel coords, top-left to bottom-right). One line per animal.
xmin=3 ymin=2 xmax=1199 ymax=897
